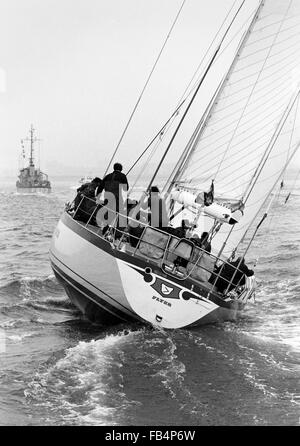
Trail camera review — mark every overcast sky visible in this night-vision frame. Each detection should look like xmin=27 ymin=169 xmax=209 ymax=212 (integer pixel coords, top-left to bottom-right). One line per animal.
xmin=1 ymin=0 xmax=299 ymax=179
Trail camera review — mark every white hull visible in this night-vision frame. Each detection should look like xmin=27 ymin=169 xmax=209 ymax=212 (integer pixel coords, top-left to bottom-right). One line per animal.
xmin=50 ymin=213 xmax=247 ymax=328
xmin=50 ymin=219 xmax=137 ymax=324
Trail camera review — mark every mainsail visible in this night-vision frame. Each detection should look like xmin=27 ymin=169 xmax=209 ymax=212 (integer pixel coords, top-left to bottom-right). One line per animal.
xmin=170 ymin=0 xmax=300 ymax=257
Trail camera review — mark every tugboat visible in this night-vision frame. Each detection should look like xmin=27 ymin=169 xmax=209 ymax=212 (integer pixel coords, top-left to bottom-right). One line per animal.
xmin=16 ymin=125 xmax=51 ymax=193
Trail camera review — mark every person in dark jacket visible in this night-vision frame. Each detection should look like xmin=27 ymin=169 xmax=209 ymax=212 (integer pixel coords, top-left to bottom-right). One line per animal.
xmin=199 ymin=232 xmax=211 ymax=253
xmin=191 ymin=231 xmax=211 ymax=253
xmin=73 ymin=177 xmax=102 ymax=224
xmin=100 ymin=163 xmax=128 ymax=214
xmin=209 ymin=256 xmax=254 ymax=294
xmin=97 ymin=163 xmax=129 ymax=237
xmin=139 ymin=186 xmax=169 ymax=229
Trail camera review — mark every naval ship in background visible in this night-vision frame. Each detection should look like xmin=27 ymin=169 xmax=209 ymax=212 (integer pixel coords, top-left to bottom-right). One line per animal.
xmin=16 ymin=125 xmax=51 ymax=193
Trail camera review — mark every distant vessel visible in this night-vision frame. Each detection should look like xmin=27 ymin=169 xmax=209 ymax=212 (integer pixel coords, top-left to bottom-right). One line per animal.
xmin=16 ymin=125 xmax=51 ymax=193
xmin=70 ymin=175 xmax=93 ymax=191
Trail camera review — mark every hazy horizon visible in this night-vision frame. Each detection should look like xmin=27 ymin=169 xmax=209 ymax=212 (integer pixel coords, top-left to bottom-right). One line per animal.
xmin=1 ymin=0 xmax=300 ymax=183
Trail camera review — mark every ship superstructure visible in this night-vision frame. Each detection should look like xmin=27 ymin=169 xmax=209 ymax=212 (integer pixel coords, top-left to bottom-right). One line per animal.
xmin=16 ymin=125 xmax=51 ymax=193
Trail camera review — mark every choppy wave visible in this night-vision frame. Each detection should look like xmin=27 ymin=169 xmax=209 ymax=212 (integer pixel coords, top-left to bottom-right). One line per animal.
xmin=1 ymin=179 xmax=300 ymax=426
xmin=141 ymin=330 xmax=208 ymax=419
xmin=0 ymin=274 xmax=76 ymax=331
xmin=25 ymin=329 xmax=144 ymax=425
xmin=23 ymin=327 xmax=211 ymax=425
xmin=0 ymin=275 xmax=63 ymax=299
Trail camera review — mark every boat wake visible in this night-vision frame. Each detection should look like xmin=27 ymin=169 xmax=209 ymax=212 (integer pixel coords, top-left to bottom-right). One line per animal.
xmin=237 ymin=276 xmax=300 ymax=353
xmin=25 ymin=329 xmax=144 ymax=425
xmin=140 ymin=329 xmax=208 ymax=419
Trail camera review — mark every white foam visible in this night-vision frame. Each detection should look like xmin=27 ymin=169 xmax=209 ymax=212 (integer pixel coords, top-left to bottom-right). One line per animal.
xmin=7 ymin=333 xmax=33 ymax=342
xmin=25 ymin=329 xmax=143 ymax=425
xmin=279 ymin=335 xmax=300 ymax=352
xmin=149 ymin=333 xmax=207 ymax=417
xmin=0 ymin=319 xmax=17 ymax=328
xmin=20 ymin=275 xmax=54 ymax=283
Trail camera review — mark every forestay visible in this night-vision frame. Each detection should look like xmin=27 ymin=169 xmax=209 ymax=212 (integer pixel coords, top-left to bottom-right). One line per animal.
xmin=172 ymin=0 xmax=300 ymax=257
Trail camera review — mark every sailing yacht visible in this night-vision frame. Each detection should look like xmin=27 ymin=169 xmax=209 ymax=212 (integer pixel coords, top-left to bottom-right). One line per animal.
xmin=50 ymin=0 xmax=300 ymax=329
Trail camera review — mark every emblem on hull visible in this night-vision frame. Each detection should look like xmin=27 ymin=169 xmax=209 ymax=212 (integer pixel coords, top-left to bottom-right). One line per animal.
xmin=149 ymin=275 xmax=181 ymax=299
xmin=131 ymin=265 xmax=207 ymax=303
xmin=161 ymin=284 xmax=174 ymax=295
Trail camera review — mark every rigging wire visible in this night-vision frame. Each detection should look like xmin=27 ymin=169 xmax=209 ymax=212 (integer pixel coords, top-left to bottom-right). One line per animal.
xmin=236 ymin=147 xmax=298 ymax=265
xmin=129 ymin=0 xmax=295 ymax=189
xmin=187 ymin=129 xmax=275 ymax=179
xmin=126 ymin=102 xmax=184 ymax=176
xmin=179 ymin=0 xmax=251 ymax=108
xmin=285 ymin=168 xmax=300 ymax=203
xmin=146 ymin=0 xmax=248 ymax=191
xmin=144 ymin=3 xmax=300 ymax=263
xmin=162 ymin=89 xmax=219 ymax=192
xmin=128 ymin=138 xmax=161 ymax=195
xmin=251 ymin=179 xmax=289 ymax=268
xmin=284 ymin=95 xmax=300 ymax=202
xmin=213 ymin=1 xmax=293 ymax=183
xmin=174 ymin=1 xmax=265 ymax=188
xmin=214 ymin=79 xmax=295 ymax=118
xmin=243 ymin=89 xmax=300 ymax=205
xmin=126 ymin=0 xmax=244 ymax=179
xmin=172 ymin=0 xmax=242 ymax=115
xmin=103 ymin=0 xmax=187 ymax=176
xmin=38 ymin=139 xmax=41 ymax=169
xmin=282 ymin=93 xmax=300 ymax=185
xmin=235 ymin=130 xmax=300 ymax=259
xmin=185 ymin=116 xmax=300 ymax=191
xmin=172 ymin=2 xmax=300 ymax=261
xmin=190 ymin=99 xmax=287 ymax=160
xmin=181 ymin=59 xmax=300 ymax=182
xmin=228 ymin=53 xmax=300 ymax=89
xmin=180 ymin=3 xmax=300 ymax=198
xmin=141 ymin=7 xmax=271 ymax=191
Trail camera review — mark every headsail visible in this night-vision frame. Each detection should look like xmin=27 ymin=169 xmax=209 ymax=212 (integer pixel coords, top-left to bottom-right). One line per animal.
xmin=170 ymin=0 xmax=300 ymax=257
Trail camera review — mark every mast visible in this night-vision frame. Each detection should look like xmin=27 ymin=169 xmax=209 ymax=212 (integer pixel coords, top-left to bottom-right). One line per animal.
xmin=25 ymin=124 xmax=41 ymax=168
xmin=29 ymin=124 xmax=34 ymax=166
xmin=146 ymin=46 xmax=222 ymax=192
xmin=163 ymin=76 xmax=224 ymax=194
xmin=171 ymin=0 xmax=265 ymax=190
xmin=146 ymin=0 xmax=249 ymax=192
xmin=157 ymin=0 xmax=300 ymax=258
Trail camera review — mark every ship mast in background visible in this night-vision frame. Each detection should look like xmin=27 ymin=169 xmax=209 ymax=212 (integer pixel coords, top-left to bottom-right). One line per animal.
xmin=16 ymin=125 xmax=51 ymax=193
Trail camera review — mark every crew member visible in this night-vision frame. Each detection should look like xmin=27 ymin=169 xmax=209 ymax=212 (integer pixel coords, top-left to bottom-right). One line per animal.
xmin=209 ymin=256 xmax=254 ymax=293
xmin=100 ymin=163 xmax=128 ymax=213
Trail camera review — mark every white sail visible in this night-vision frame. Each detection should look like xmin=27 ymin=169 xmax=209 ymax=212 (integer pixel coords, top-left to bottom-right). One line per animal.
xmin=172 ymin=0 xmax=300 ymax=257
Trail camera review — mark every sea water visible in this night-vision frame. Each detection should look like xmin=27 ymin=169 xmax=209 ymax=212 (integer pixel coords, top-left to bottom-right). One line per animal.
xmin=0 ymin=176 xmax=299 ymax=426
